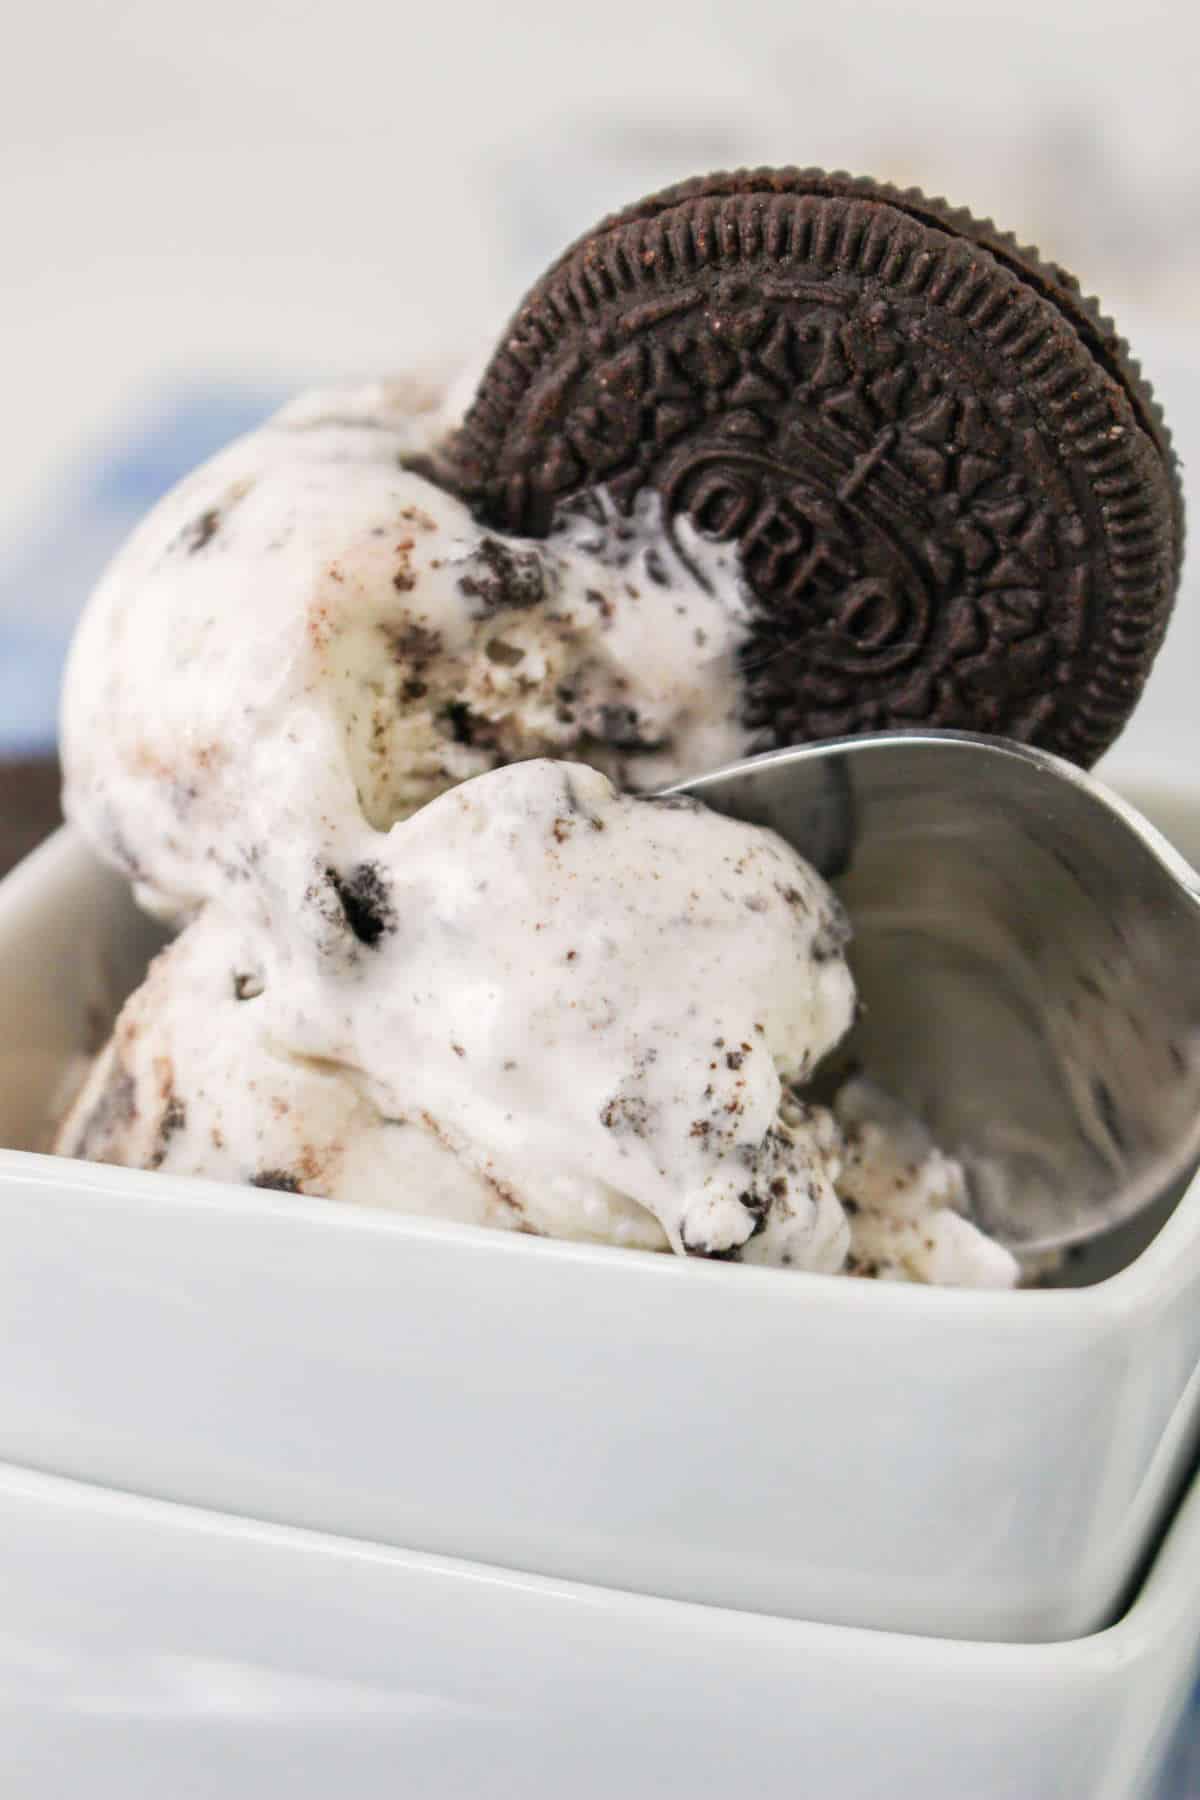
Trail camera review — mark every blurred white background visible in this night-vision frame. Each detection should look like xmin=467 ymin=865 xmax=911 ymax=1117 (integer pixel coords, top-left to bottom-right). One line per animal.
xmin=0 ymin=0 xmax=1198 ymax=759
xmin=3 ymin=0 xmax=1198 ymax=520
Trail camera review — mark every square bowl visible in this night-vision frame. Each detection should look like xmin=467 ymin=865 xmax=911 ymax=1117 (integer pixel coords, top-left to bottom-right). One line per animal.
xmin=3 ymin=1444 xmax=1200 ymax=1800
xmin=2 ymin=771 xmax=1200 ymax=1647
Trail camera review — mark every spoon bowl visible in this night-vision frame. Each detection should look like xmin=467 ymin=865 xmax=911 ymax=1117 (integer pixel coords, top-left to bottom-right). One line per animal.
xmin=671 ymin=731 xmax=1200 ymax=1257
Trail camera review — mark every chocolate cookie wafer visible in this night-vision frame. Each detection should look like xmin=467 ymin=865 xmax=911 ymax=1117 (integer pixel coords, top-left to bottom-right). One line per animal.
xmin=447 ymin=168 xmax=1183 ymax=766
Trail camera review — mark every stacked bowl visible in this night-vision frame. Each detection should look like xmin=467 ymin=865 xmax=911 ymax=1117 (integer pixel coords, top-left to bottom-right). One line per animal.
xmin=1 ymin=754 xmax=1199 ymax=1797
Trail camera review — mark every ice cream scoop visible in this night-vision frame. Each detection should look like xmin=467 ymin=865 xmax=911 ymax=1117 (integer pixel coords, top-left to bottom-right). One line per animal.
xmin=674 ymin=731 xmax=1200 ymax=1255
xmin=57 ymin=755 xmax=1016 ymax=1285
xmin=58 ymin=380 xmax=756 ymax=927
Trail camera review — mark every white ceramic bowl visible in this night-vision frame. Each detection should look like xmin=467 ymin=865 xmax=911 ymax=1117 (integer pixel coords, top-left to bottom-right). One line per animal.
xmin=3 ymin=780 xmax=1200 ymax=1648
xmin=3 ymin=1448 xmax=1199 ymax=1800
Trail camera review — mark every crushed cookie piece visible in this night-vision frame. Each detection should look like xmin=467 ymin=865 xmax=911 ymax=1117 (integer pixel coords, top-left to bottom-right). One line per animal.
xmin=325 ymin=862 xmax=395 ymax=947
xmin=458 ymin=537 xmax=545 ymax=614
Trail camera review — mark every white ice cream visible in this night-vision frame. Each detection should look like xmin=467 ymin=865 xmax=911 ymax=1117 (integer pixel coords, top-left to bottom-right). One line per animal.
xmin=57 ymin=376 xmax=1018 ymax=1288
xmin=59 ymin=760 xmax=853 ymax=1265
xmin=833 ymin=1079 xmax=1021 ymax=1287
xmin=61 ymin=378 xmax=755 ymax=925
xmin=57 ymin=756 xmax=1014 ymax=1285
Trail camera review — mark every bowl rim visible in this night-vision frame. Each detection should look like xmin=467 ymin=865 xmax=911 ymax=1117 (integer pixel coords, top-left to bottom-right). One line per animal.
xmin=3 ymin=1426 xmax=1199 ymax=1669
xmin=0 ymin=1128 xmax=1187 ymax=1334
xmin=1 ymin=817 xmax=1198 ymax=1331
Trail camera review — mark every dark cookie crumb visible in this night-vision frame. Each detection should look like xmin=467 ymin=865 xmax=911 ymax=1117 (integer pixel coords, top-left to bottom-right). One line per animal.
xmin=440 ymin=700 xmax=499 ymax=749
xmin=738 ymin=1186 xmax=768 ymax=1223
xmin=179 ymin=508 xmax=221 ymax=555
xmin=233 ymin=971 xmax=264 ymax=1001
xmin=382 ymin=620 xmax=443 ymax=666
xmin=776 ymin=885 xmax=807 ymax=911
xmin=678 ymin=1227 xmax=742 ymax=1261
xmin=325 ymin=862 xmax=396 ymax=947
xmin=590 ymin=702 xmax=668 ymax=755
xmin=251 ymin=1169 xmax=303 ymax=1193
xmin=601 ymin=1093 xmax=650 ymax=1134
xmin=643 ymin=546 xmax=671 ymax=588
xmin=811 ymin=898 xmax=852 ymax=962
xmin=148 ymin=1094 xmax=187 ymax=1171
xmin=458 ymin=536 xmax=546 ymax=614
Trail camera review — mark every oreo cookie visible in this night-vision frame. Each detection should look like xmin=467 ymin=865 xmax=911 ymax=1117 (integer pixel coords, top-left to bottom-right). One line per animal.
xmin=447 ymin=168 xmax=1183 ymax=766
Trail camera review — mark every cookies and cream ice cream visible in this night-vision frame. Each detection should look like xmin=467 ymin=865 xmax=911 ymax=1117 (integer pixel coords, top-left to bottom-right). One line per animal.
xmin=61 ymin=377 xmax=755 ymax=926
xmin=56 ymin=377 xmax=1017 ymax=1288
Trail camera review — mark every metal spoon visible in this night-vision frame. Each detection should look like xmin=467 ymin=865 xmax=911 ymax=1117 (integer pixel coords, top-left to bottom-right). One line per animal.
xmin=670 ymin=731 xmax=1200 ymax=1258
